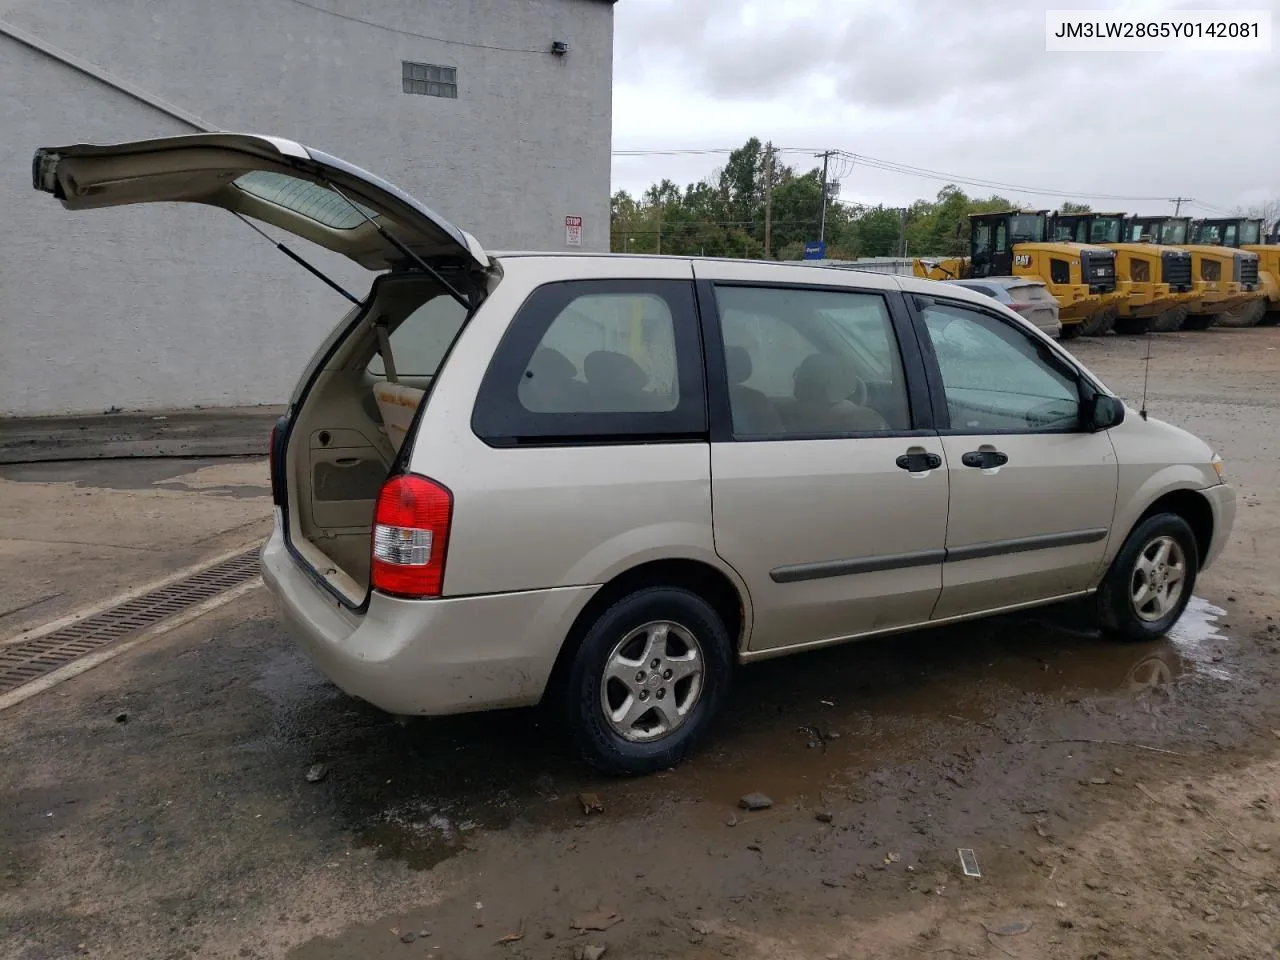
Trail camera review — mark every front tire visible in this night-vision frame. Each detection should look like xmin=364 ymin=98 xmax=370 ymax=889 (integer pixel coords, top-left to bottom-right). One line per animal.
xmin=563 ymin=587 xmax=732 ymax=776
xmin=1082 ymin=306 xmax=1118 ymax=337
xmin=1096 ymin=513 xmax=1199 ymax=642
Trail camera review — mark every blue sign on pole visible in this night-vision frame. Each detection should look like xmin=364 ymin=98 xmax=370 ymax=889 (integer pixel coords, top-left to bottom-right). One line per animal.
xmin=802 ymin=240 xmax=827 ymax=260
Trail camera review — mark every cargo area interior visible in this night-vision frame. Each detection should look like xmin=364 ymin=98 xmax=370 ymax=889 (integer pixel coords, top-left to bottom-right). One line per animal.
xmin=284 ymin=274 xmax=469 ymax=604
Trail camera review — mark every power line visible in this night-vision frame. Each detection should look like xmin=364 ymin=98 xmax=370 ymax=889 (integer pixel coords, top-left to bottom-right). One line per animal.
xmin=611 ymin=220 xmax=822 ymax=233
xmin=834 ymin=150 xmax=1178 ymax=203
xmin=612 ymin=147 xmax=826 ymax=157
xmin=613 ymin=145 xmax=1217 ymax=207
xmin=280 ymin=0 xmax=551 ymax=54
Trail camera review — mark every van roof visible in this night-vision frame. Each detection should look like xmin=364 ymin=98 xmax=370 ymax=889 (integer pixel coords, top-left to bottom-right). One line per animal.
xmin=488 ymin=250 xmax=994 ymax=303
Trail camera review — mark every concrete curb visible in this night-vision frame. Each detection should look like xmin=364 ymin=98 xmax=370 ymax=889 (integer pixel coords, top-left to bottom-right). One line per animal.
xmin=0 ymin=406 xmax=284 ymax=463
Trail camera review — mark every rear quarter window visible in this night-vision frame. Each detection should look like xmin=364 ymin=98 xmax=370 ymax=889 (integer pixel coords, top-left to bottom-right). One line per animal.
xmin=471 ymin=279 xmax=707 ymax=446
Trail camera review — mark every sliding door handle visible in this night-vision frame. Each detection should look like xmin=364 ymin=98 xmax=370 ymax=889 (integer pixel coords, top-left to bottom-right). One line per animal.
xmin=961 ymin=449 xmax=1008 ymax=469
xmin=896 ymin=450 xmax=942 ymax=472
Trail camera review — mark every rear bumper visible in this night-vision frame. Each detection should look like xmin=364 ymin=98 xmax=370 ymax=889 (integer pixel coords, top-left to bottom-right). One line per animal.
xmin=1117 ymin=280 xmax=1160 ymax=315
xmin=260 ymin=516 xmax=597 ymax=716
xmin=1056 ymin=288 xmax=1103 ymax=322
xmin=1200 ymin=482 xmax=1236 ymax=573
xmin=1191 ymin=282 xmax=1234 ymax=315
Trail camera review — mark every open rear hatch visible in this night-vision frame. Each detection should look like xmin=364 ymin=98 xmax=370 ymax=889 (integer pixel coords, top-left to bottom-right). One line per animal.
xmin=33 ymin=133 xmax=494 ymax=606
xmin=33 ymin=133 xmax=489 ymax=273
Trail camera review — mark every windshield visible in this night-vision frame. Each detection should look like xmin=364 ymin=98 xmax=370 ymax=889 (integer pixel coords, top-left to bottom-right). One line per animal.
xmin=1008 ymin=214 xmax=1045 ymax=243
xmin=1160 ymin=220 xmax=1188 ymax=245
xmin=1089 ymin=217 xmax=1122 ymax=244
xmin=1241 ymin=221 xmax=1262 ymax=245
xmin=1194 ymin=222 xmax=1224 ymax=245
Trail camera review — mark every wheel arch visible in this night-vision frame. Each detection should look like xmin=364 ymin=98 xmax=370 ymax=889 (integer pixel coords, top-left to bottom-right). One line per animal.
xmin=1135 ymin=488 xmax=1214 ymax=565
xmin=541 ymin=557 xmax=750 ymax=706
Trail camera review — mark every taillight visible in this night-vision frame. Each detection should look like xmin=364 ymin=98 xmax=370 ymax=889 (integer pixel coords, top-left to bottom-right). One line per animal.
xmin=371 ymin=474 xmax=453 ymax=598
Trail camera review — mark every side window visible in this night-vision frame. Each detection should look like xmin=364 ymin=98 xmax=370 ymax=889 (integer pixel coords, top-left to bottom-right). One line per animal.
xmin=921 ymin=300 xmax=1081 ymax=432
xmin=713 ymin=285 xmax=912 ymax=438
xmin=368 ymin=295 xmax=469 ymax=378
xmin=719 ymin=306 xmax=813 ymax=399
xmin=994 ymin=221 xmax=1009 ymax=253
xmin=973 ymin=222 xmax=992 ymax=256
xmin=471 ymin=279 xmax=705 ymax=445
xmin=523 ymin=292 xmax=678 ymax=413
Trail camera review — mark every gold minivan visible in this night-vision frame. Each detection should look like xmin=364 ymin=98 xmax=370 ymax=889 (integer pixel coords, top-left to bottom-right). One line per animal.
xmin=35 ymin=134 xmax=1237 ymax=776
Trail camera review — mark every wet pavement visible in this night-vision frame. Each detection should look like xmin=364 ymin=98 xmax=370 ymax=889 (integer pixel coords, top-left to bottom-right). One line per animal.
xmin=3 ymin=327 xmax=1280 ymax=959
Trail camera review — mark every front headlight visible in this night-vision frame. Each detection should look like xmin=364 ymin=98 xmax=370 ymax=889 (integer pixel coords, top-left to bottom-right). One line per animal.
xmin=1211 ymin=452 xmax=1225 ymax=481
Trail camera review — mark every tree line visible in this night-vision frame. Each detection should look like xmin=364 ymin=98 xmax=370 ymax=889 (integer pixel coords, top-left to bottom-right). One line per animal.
xmin=610 ymin=136 xmax=1043 ymax=261
xmin=611 ymin=136 xmax=1275 ymax=260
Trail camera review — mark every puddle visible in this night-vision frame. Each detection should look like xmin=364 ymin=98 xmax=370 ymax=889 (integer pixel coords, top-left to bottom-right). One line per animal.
xmin=1166 ymin=595 xmax=1232 ymax=680
xmin=252 ymin=599 xmax=1232 ymax=871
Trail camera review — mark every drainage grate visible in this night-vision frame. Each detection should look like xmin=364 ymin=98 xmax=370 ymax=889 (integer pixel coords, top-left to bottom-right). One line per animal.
xmin=0 ymin=548 xmax=261 ymax=695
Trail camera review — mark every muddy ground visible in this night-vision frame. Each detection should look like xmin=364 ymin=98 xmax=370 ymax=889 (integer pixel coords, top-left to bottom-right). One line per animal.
xmin=3 ymin=326 xmax=1280 ymax=960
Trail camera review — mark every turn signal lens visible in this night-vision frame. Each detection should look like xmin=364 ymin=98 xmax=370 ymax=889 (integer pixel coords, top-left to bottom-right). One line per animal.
xmin=1210 ymin=453 xmax=1224 ymax=481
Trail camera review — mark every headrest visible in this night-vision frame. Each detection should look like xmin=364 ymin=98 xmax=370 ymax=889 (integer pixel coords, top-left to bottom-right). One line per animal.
xmin=793 ymin=353 xmax=856 ymax=405
xmin=583 ymin=351 xmax=649 ymax=394
xmin=724 ymin=344 xmax=752 ymax=384
xmin=525 ymin=346 xmax=577 ymax=382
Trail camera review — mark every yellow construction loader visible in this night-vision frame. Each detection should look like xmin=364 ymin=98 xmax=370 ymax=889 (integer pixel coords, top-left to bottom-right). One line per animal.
xmin=912 ymin=210 xmax=1124 ymax=339
xmin=1048 ymin=211 xmax=1197 ymax=334
xmin=1124 ymin=216 xmax=1262 ymax=330
xmin=1189 ymin=218 xmax=1279 ymax=326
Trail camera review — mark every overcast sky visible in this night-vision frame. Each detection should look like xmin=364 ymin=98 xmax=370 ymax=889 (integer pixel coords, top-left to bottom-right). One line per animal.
xmin=609 ymin=0 xmax=1279 ymax=217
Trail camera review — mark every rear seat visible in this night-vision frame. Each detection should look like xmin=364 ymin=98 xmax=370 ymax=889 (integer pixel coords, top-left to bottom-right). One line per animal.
xmin=372 ymin=381 xmax=426 ymax=452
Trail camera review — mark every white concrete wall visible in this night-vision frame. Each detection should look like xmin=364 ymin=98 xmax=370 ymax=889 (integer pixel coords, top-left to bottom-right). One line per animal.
xmin=0 ymin=0 xmax=614 ymax=416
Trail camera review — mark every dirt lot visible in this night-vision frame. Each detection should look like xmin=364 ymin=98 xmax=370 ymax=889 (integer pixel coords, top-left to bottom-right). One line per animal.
xmin=3 ymin=327 xmax=1279 ymax=960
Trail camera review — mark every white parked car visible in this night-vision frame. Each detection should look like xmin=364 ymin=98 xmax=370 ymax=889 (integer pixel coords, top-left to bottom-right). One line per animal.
xmin=35 ymin=134 xmax=1237 ymax=776
xmin=942 ymin=277 xmax=1063 ymax=338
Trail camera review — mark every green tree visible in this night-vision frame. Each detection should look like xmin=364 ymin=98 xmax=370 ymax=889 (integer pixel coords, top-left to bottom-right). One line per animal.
xmin=852 ymin=206 xmax=904 ymax=257
xmin=611 ymin=137 xmax=1025 ymax=260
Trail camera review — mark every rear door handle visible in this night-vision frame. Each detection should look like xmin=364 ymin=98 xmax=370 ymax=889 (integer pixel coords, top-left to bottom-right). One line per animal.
xmin=896 ymin=450 xmax=942 ymax=472
xmin=961 ymin=449 xmax=1009 ymax=469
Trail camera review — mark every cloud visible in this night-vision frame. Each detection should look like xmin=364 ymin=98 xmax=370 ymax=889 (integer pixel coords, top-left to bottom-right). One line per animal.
xmin=611 ymin=0 xmax=1280 ymax=213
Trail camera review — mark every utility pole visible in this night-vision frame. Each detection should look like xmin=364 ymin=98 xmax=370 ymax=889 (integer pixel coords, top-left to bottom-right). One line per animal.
xmin=655 ymin=202 xmax=662 ymax=255
xmin=898 ymin=207 xmax=909 ymax=258
xmin=816 ymin=149 xmax=837 ymax=244
xmin=1171 ymin=197 xmax=1193 ymax=216
xmin=764 ymin=141 xmax=775 ymax=259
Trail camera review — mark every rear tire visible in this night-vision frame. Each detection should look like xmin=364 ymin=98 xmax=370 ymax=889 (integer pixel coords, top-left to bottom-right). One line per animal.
xmin=562 ymin=586 xmax=732 ymax=776
xmin=1113 ymin=316 xmax=1150 ymax=336
xmin=1216 ymin=301 xmax=1265 ymax=327
xmin=1150 ymin=306 xmax=1187 ymax=333
xmin=1095 ymin=513 xmax=1199 ymax=643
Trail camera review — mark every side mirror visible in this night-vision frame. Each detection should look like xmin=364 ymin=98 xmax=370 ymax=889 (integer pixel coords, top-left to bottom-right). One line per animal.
xmin=1086 ymin=393 xmax=1125 ymax=431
